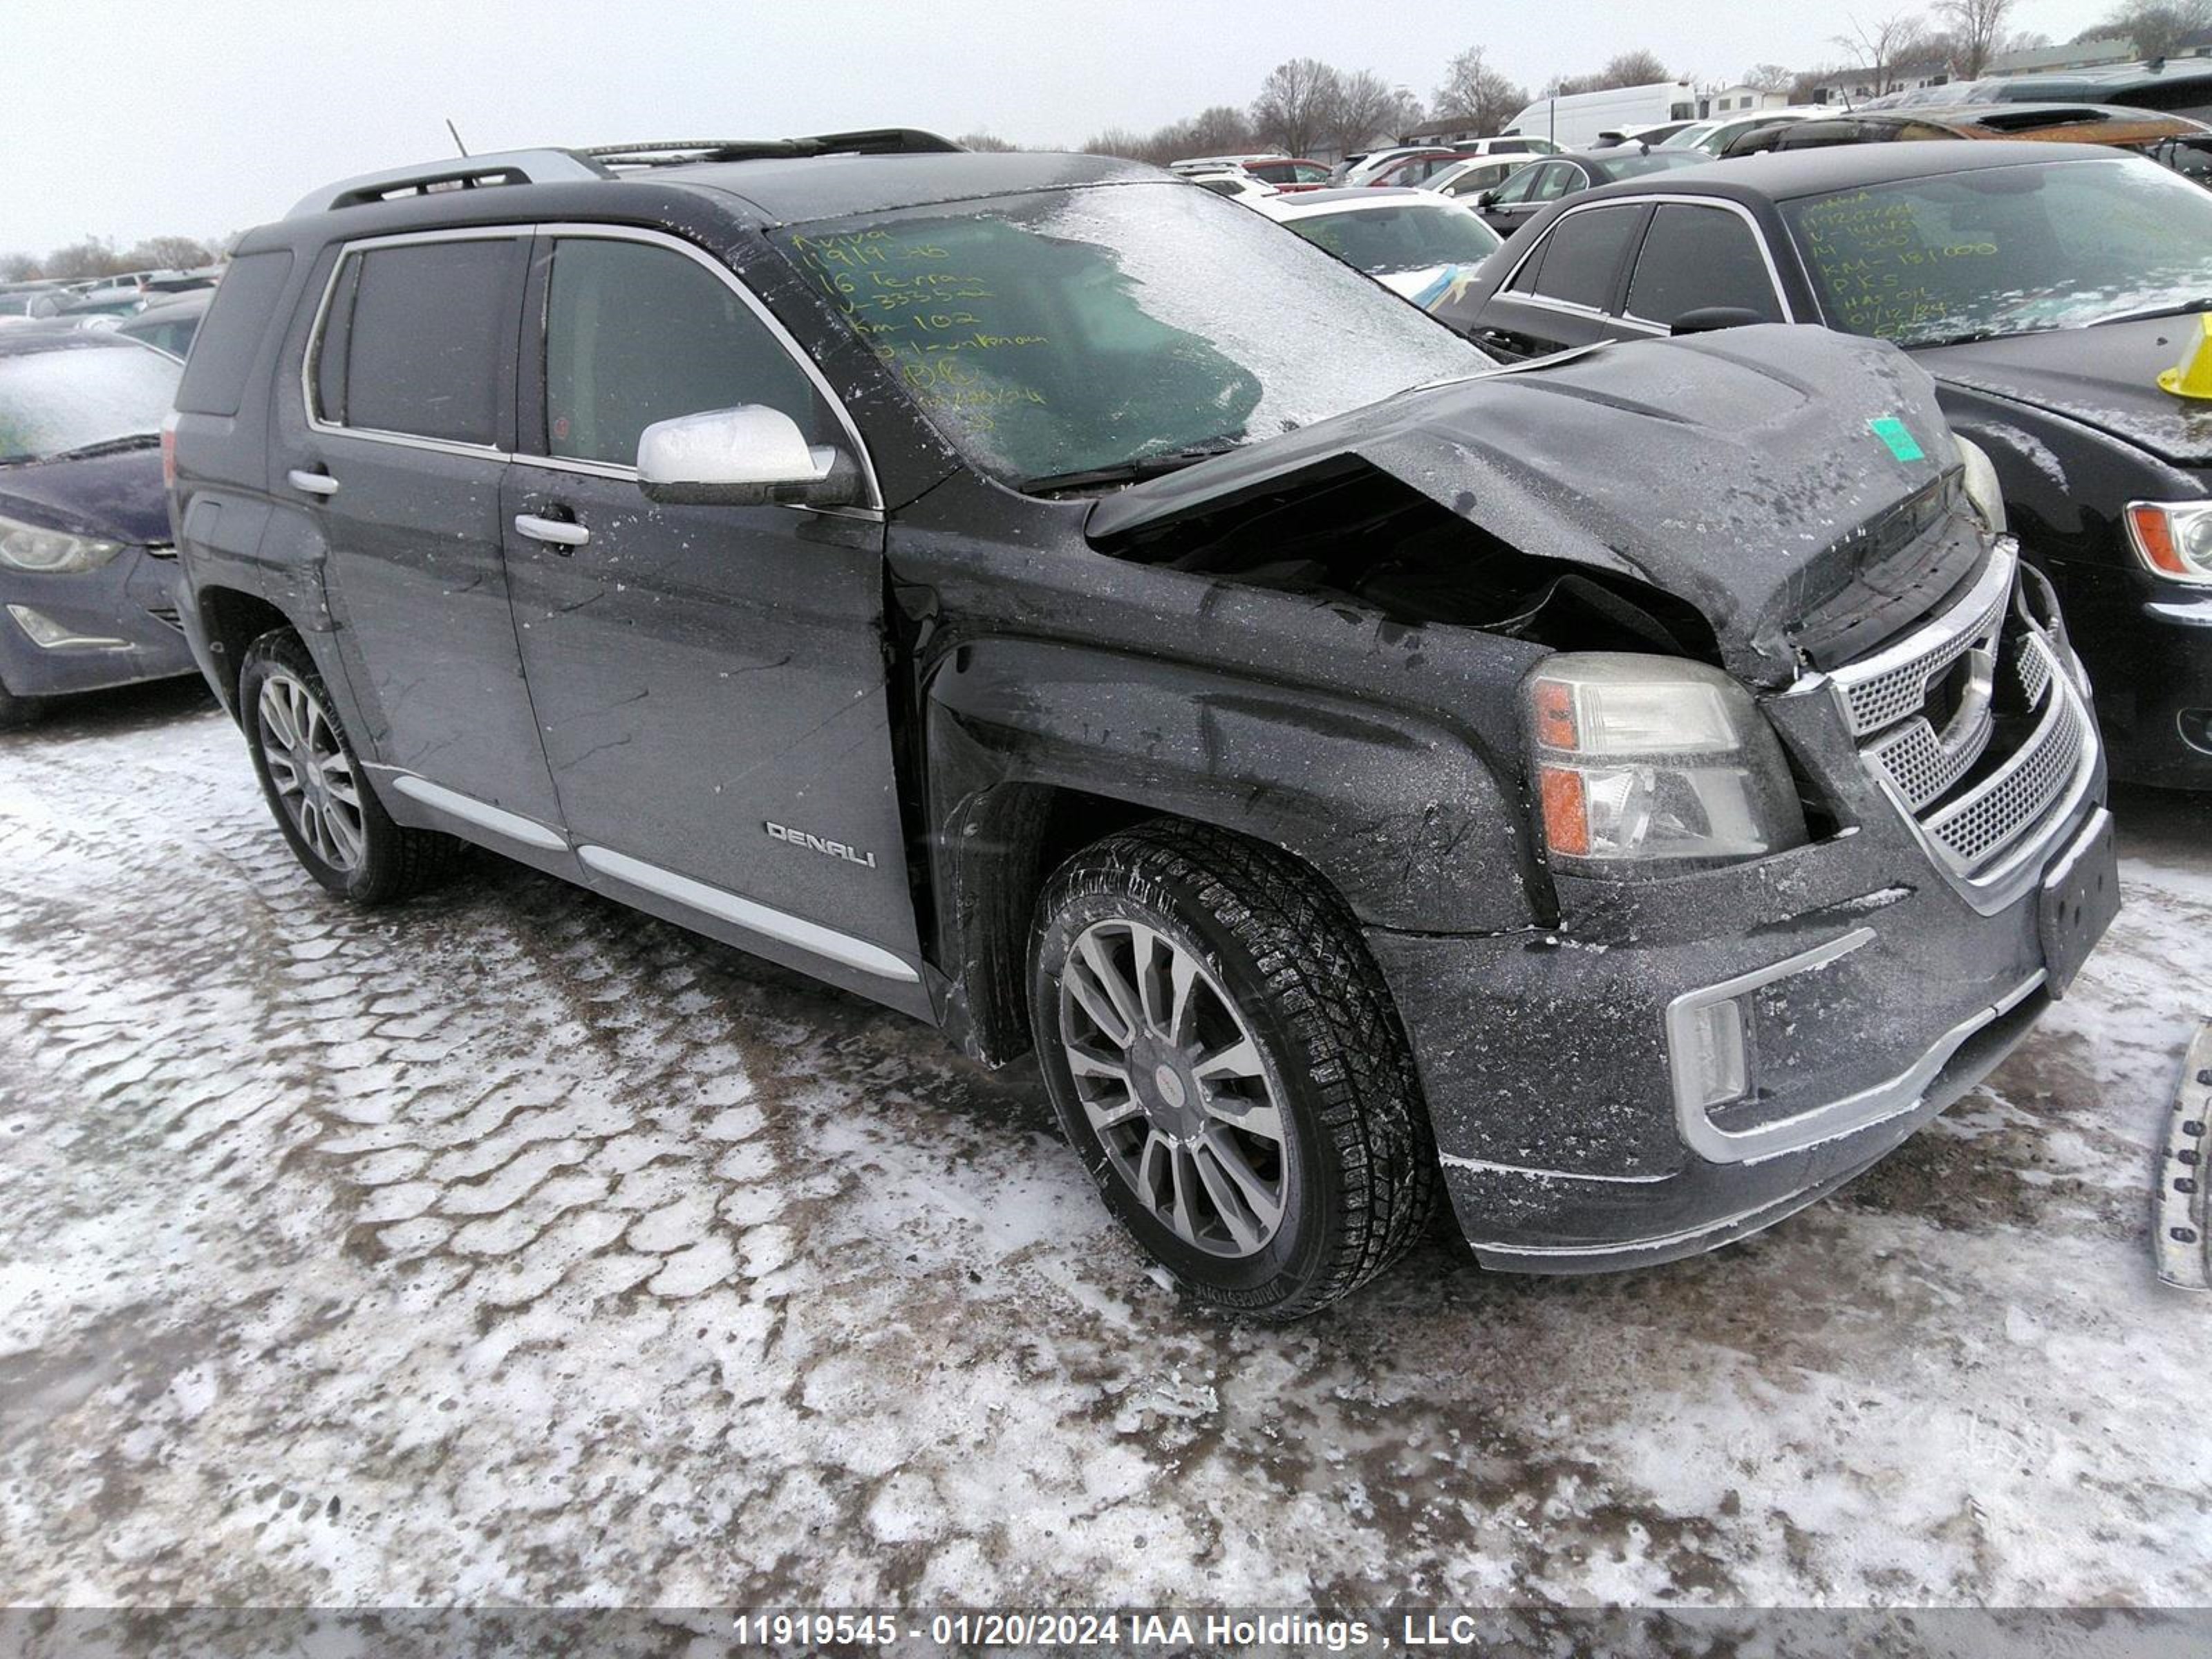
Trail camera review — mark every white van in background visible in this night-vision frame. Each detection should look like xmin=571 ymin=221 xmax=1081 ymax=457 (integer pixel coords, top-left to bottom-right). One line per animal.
xmin=1503 ymin=82 xmax=1699 ymax=150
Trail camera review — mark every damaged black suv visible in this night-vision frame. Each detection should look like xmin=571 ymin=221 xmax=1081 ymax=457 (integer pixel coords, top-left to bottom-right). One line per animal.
xmin=168 ymin=132 xmax=2119 ymax=1317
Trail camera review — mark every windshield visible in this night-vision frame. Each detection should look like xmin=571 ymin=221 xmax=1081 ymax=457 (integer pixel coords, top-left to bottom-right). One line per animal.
xmin=1606 ymin=151 xmax=1711 ymax=177
xmin=1284 ymin=202 xmax=1502 ymax=275
xmin=1658 ymin=123 xmax=1717 ymax=149
xmin=0 ymin=344 xmax=181 ymax=465
xmin=1781 ymin=156 xmax=2212 ymax=348
xmin=775 ymin=182 xmax=1485 ymax=489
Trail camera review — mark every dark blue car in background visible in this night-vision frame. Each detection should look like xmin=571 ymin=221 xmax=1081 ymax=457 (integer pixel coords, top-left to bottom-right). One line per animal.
xmin=0 ymin=330 xmax=195 ymax=726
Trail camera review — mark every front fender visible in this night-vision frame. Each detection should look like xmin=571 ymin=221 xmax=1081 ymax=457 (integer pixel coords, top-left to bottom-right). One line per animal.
xmin=924 ymin=636 xmax=1545 ymax=937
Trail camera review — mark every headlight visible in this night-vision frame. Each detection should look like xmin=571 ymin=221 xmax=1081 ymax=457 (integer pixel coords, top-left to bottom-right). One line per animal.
xmin=1953 ymin=435 xmax=2006 ymax=534
xmin=2124 ymin=501 xmax=2212 ymax=585
xmin=0 ymin=512 xmax=124 ymax=574
xmin=1524 ymin=653 xmax=1809 ymax=874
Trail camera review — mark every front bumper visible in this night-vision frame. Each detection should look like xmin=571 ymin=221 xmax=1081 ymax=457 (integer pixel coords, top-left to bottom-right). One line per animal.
xmin=0 ymin=547 xmax=196 ymax=699
xmin=2054 ymin=556 xmax=2212 ymax=789
xmin=1374 ymin=550 xmax=2113 ymax=1273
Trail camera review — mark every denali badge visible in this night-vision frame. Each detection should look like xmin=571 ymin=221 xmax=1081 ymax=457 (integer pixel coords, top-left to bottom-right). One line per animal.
xmin=765 ymin=821 xmax=878 ymax=868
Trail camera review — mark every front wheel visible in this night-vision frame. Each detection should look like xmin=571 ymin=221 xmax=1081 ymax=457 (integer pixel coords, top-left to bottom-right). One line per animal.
xmin=1030 ymin=822 xmax=1438 ymax=1320
xmin=238 ymin=629 xmax=464 ymax=904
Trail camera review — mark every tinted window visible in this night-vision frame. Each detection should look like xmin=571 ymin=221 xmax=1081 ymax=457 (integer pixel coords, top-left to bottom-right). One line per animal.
xmin=1528 ymin=205 xmax=1646 ymax=309
xmin=1625 ymin=205 xmax=1783 ymax=324
xmin=175 ymin=250 xmax=292 ymax=417
xmin=544 ymin=237 xmax=830 ymax=468
xmin=325 ymin=238 xmax=518 ymax=445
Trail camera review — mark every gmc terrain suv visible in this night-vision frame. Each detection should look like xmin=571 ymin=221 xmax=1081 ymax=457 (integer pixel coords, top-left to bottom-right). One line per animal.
xmin=167 ymin=132 xmax=2119 ymax=1317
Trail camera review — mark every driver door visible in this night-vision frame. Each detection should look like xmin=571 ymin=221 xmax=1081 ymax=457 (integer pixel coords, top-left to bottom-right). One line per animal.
xmin=500 ymin=229 xmax=927 ymax=1006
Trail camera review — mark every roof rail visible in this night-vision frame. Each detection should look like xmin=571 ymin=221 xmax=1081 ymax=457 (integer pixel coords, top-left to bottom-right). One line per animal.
xmin=289 ymin=149 xmax=612 ymax=217
xmin=581 ymin=129 xmax=964 ymax=168
xmin=288 ymin=131 xmax=965 ymax=218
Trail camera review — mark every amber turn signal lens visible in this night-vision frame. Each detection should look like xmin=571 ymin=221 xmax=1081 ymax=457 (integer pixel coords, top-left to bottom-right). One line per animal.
xmin=2128 ymin=505 xmax=2188 ymax=576
xmin=1539 ymin=766 xmax=1591 ymax=857
xmin=1533 ymin=679 xmax=1577 ymax=750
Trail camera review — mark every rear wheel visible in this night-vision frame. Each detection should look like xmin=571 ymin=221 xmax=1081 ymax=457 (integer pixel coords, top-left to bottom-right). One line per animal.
xmin=238 ymin=629 xmax=464 ymax=904
xmin=1031 ymin=821 xmax=1438 ymax=1320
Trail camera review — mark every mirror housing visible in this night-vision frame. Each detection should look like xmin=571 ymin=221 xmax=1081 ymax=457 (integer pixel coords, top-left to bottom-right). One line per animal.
xmin=1671 ymin=306 xmax=1769 ymax=337
xmin=1474 ymin=189 xmax=1498 ymax=209
xmin=635 ymin=405 xmax=862 ymax=509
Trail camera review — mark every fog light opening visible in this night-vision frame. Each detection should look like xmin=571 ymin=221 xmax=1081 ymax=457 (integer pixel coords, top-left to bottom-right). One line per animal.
xmin=1680 ymin=995 xmax=1750 ymax=1110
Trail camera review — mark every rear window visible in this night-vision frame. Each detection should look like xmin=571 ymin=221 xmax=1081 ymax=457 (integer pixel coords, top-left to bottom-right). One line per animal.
xmin=313 ymin=238 xmax=520 ymax=446
xmin=1526 ymin=205 xmax=1646 ymax=309
xmin=174 ymin=250 xmax=293 ymax=417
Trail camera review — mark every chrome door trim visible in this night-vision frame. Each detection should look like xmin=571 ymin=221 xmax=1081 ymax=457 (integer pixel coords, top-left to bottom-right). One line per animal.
xmin=525 ymin=222 xmax=885 ymax=513
xmin=381 ymin=771 xmax=569 ymax=851
xmin=574 ymin=843 xmax=920 ymax=983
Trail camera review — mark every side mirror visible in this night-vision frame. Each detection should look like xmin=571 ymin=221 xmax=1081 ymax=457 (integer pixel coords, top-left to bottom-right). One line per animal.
xmin=1474 ymin=189 xmax=1497 ymax=209
xmin=635 ymin=405 xmax=861 ymax=509
xmin=1671 ymin=306 xmax=1769 ymax=337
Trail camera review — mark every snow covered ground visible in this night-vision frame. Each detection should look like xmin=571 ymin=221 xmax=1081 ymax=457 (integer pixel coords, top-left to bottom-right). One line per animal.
xmin=2 ymin=678 xmax=2209 ymax=1609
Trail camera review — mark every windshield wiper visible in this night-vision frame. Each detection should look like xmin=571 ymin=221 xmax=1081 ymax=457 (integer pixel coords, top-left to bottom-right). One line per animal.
xmin=1021 ymin=442 xmax=1243 ymax=494
xmin=41 ymin=433 xmax=162 ymax=462
xmin=2086 ymin=298 xmax=2212 ymax=329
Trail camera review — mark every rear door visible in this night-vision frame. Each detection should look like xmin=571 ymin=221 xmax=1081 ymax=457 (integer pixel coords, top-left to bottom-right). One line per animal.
xmin=1467 ymin=200 xmax=1652 ymax=357
xmin=275 ymin=229 xmax=565 ymax=835
xmin=500 ymin=227 xmax=926 ymax=1002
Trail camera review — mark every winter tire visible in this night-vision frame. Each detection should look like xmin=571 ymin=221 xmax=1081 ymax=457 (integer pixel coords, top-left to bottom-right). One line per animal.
xmin=238 ymin=628 xmax=463 ymax=904
xmin=1031 ymin=820 xmax=1438 ymax=1320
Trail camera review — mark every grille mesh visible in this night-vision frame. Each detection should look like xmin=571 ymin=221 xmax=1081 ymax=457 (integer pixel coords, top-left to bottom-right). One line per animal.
xmin=1923 ymin=669 xmax=2086 ymax=869
xmin=1837 ymin=579 xmax=2009 ymax=737
xmin=1831 ymin=550 xmax=2091 ymax=883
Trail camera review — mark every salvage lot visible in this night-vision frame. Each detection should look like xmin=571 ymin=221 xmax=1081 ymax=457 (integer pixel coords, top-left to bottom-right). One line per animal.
xmin=3 ymin=679 xmax=2209 ymax=1606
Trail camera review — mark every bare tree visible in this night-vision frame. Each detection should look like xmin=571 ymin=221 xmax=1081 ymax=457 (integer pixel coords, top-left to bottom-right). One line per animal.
xmin=1329 ymin=68 xmax=1416 ymax=154
xmin=1833 ymin=12 xmax=1940 ymax=94
xmin=954 ymin=131 xmax=1017 ymax=152
xmin=1934 ymin=0 xmax=2019 ymax=75
xmin=0 ymin=252 xmax=39 ymax=282
xmin=39 ymin=237 xmax=133 ymax=280
xmin=1742 ymin=62 xmax=1798 ymax=91
xmin=2097 ymin=0 xmax=2212 ymax=58
xmin=1250 ymin=57 xmax=1345 ymax=158
xmin=1080 ymin=126 xmax=1167 ymax=163
xmin=1177 ymin=104 xmax=1259 ymax=156
xmin=1433 ymin=46 xmax=1530 ymax=133
xmin=123 ymin=234 xmax=218 ymax=270
xmin=1546 ymin=49 xmax=1675 ymax=97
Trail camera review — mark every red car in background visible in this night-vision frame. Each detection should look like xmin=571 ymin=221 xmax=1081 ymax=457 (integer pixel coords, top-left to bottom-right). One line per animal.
xmin=1359 ymin=149 xmax=1465 ymax=188
xmin=1242 ymin=156 xmax=1332 ymax=191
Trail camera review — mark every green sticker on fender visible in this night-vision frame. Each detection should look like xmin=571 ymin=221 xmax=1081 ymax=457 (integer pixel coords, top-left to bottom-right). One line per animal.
xmin=1868 ymin=417 xmax=1925 ymax=462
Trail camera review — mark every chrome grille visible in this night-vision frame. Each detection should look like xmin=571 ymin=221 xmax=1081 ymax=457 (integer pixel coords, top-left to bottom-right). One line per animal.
xmin=1827 ymin=542 xmax=2096 ymax=892
xmin=1922 ymin=651 xmax=2085 ymax=869
xmin=1835 ymin=572 xmax=2009 ymax=738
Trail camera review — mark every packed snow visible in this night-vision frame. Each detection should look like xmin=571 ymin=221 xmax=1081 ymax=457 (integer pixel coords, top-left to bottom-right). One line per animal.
xmin=1 ymin=679 xmax=2208 ymax=1608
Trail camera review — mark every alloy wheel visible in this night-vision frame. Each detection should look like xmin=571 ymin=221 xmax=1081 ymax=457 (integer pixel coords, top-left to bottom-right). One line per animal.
xmin=256 ymin=671 xmax=365 ymax=872
xmin=1057 ymin=918 xmax=1288 ymax=1257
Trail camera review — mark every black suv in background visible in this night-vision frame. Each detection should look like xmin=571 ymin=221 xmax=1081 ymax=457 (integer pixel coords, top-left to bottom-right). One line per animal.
xmin=168 ymin=132 xmax=2117 ymax=1317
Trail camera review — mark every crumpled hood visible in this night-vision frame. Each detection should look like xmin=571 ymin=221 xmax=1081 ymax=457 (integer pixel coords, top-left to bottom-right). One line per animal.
xmin=0 ymin=445 xmax=171 ymax=546
xmin=1915 ymin=315 xmax=2212 ymax=468
xmin=1089 ymin=324 xmax=1969 ymax=686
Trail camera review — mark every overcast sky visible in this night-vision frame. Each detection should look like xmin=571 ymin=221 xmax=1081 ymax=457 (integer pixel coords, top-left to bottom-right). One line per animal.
xmin=6 ymin=0 xmax=2103 ymax=255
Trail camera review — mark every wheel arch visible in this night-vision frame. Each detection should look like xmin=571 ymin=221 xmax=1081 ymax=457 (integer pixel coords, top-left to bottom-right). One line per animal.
xmin=193 ymin=583 xmax=298 ymax=718
xmin=920 ymin=635 xmax=1545 ymax=1065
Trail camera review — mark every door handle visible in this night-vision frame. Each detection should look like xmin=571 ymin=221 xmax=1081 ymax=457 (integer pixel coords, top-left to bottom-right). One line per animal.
xmin=514 ymin=513 xmax=590 ymax=550
xmin=286 ymin=468 xmax=339 ymax=498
